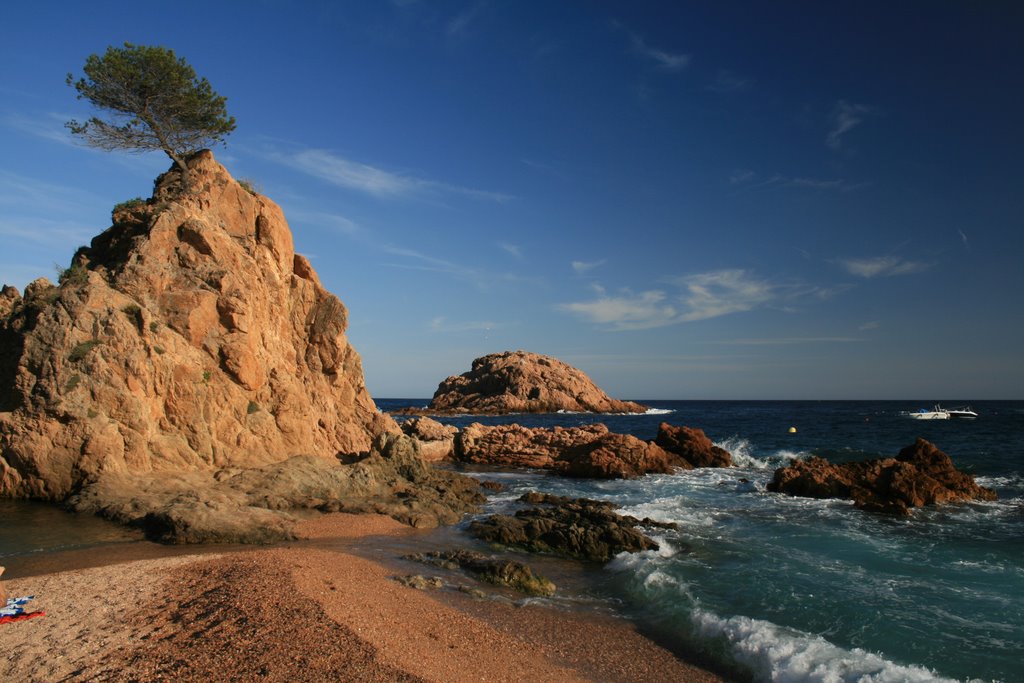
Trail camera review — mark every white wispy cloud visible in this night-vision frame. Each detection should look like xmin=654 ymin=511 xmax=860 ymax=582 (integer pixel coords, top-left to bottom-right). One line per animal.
xmin=430 ymin=316 xmax=504 ymax=333
xmin=499 ymin=242 xmax=522 ymax=258
xmin=288 ymin=210 xmax=362 ymax=237
xmin=272 ymin=148 xmax=511 ymax=203
xmin=958 ymin=229 xmax=970 ymax=250
xmin=859 ymin=320 xmax=881 ymax=331
xmin=0 ymin=171 xmax=111 ymax=228
xmin=559 ymin=269 xmax=783 ymax=331
xmin=380 ymin=243 xmax=535 ymax=291
xmin=447 ymin=2 xmax=486 ymax=37
xmin=3 ymin=111 xmax=170 ymax=174
xmin=707 ymin=69 xmax=751 ymax=93
xmin=0 ymin=217 xmax=95 ymax=246
xmin=560 ymin=290 xmax=677 ymax=330
xmin=720 ymin=336 xmax=863 ymax=345
xmin=286 ymin=206 xmax=528 ymax=291
xmin=729 ymin=169 xmax=755 ymax=185
xmin=732 ymin=171 xmax=864 ymax=192
xmin=827 ymin=100 xmax=873 ymax=150
xmin=626 ymin=31 xmax=690 ymax=71
xmin=571 ymin=259 xmax=606 ymax=274
xmin=839 ymin=256 xmax=932 ymax=278
xmin=670 ymin=269 xmax=777 ymax=322
xmin=2 ymin=111 xmax=76 ymax=146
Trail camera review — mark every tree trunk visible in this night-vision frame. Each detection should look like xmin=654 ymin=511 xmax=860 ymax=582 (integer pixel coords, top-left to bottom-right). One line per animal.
xmin=165 ymin=149 xmax=192 ymax=189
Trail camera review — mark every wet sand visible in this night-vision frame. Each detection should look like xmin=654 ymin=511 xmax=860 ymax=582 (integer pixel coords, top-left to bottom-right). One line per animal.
xmin=0 ymin=513 xmax=728 ymax=682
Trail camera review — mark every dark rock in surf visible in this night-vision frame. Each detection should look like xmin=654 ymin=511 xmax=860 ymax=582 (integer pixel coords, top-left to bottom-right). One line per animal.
xmin=469 ymin=492 xmax=677 ymax=563
xmin=766 ymin=438 xmax=997 ymax=515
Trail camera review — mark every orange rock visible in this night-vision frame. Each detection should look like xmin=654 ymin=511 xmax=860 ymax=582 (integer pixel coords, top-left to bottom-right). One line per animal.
xmin=425 ymin=350 xmax=647 ymax=414
xmin=0 ymin=151 xmax=397 ymax=501
xmin=454 ymin=422 xmax=678 ymax=479
xmin=400 ymin=417 xmax=457 ymax=462
xmin=766 ymin=438 xmax=997 ymax=514
xmin=655 ymin=423 xmax=733 ymax=468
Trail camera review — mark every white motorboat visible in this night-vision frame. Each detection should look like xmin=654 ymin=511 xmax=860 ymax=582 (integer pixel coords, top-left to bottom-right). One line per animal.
xmin=908 ymin=406 xmax=950 ymax=420
xmin=945 ymin=406 xmax=978 ymax=419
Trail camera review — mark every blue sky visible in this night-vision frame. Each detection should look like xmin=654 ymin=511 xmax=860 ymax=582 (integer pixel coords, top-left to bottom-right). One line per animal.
xmin=1 ymin=2 xmax=1022 ymax=399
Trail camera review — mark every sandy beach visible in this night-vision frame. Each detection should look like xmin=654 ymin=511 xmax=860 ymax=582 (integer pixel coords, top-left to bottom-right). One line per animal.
xmin=0 ymin=513 xmax=728 ymax=682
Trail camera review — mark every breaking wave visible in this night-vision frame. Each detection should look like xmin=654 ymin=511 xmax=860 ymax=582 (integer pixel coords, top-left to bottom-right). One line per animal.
xmin=692 ymin=610 xmax=959 ymax=683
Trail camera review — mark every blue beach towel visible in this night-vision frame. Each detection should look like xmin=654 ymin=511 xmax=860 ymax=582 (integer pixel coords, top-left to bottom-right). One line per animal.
xmin=1 ymin=596 xmax=35 ymax=617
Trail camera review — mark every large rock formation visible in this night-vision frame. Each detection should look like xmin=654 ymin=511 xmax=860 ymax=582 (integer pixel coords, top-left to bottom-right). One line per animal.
xmin=423 ymin=350 xmax=648 ymax=414
xmin=766 ymin=438 xmax=997 ymax=515
xmin=455 ymin=422 xmax=678 ymax=479
xmin=0 ymin=151 xmax=396 ymax=501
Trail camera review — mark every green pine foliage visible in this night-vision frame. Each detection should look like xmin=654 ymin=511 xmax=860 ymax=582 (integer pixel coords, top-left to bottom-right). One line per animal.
xmin=66 ymin=43 xmax=235 ymax=182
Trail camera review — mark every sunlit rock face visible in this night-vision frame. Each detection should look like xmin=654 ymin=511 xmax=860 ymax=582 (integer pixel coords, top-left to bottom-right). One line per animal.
xmin=0 ymin=151 xmax=396 ymax=500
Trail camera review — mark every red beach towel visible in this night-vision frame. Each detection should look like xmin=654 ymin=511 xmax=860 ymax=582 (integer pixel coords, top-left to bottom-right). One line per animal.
xmin=0 ymin=610 xmax=45 ymax=625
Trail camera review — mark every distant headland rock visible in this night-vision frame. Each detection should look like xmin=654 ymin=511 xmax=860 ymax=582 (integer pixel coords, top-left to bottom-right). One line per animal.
xmin=0 ymin=152 xmax=486 ymax=539
xmin=412 ymin=350 xmax=648 ymax=415
xmin=766 ymin=438 xmax=996 ymax=515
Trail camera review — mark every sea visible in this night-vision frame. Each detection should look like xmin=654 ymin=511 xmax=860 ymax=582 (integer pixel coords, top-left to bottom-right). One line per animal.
xmin=2 ymin=399 xmax=1021 ymax=682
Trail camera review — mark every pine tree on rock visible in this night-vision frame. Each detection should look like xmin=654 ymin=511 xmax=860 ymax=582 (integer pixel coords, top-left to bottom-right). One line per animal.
xmin=66 ymin=42 xmax=236 ymax=187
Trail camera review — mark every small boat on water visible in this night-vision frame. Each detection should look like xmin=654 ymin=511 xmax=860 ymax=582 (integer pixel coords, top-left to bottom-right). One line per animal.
xmin=908 ymin=405 xmax=949 ymax=420
xmin=945 ymin=406 xmax=978 ymax=419
xmin=906 ymin=405 xmax=979 ymax=420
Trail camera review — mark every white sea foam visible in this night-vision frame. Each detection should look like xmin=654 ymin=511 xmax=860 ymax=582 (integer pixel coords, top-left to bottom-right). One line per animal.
xmin=620 ymin=498 xmax=718 ymax=529
xmin=715 ymin=436 xmax=807 ymax=470
xmin=975 ymin=473 xmax=1024 ymax=489
xmin=691 ymin=609 xmax=959 ymax=683
xmin=643 ymin=407 xmax=676 ymax=415
xmin=608 ymin=537 xmax=679 ymax=570
xmin=716 ymin=436 xmax=756 ymax=462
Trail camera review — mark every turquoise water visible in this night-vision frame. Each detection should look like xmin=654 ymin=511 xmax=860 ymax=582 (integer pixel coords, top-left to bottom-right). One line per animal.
xmin=384 ymin=399 xmax=1024 ymax=682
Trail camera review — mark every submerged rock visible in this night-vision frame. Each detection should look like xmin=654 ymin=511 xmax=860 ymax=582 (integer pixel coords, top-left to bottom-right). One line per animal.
xmin=394 ymin=575 xmax=444 ymax=591
xmin=469 ymin=492 xmax=677 ymax=563
xmin=767 ymin=438 xmax=997 ymax=515
xmin=405 ymin=548 xmax=555 ymax=596
xmin=418 ymin=350 xmax=648 ymax=415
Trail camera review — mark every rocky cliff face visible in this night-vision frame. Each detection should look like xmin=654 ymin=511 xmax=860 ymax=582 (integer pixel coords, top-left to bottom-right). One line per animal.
xmin=0 ymin=151 xmax=396 ymax=500
xmin=426 ymin=350 xmax=647 ymax=414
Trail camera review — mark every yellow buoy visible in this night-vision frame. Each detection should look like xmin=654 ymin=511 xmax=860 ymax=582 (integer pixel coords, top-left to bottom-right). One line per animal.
xmin=788 ymin=427 xmax=797 ymax=434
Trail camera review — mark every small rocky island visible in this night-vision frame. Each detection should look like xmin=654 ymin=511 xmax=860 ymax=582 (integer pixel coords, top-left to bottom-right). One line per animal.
xmin=410 ymin=349 xmax=648 ymax=415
